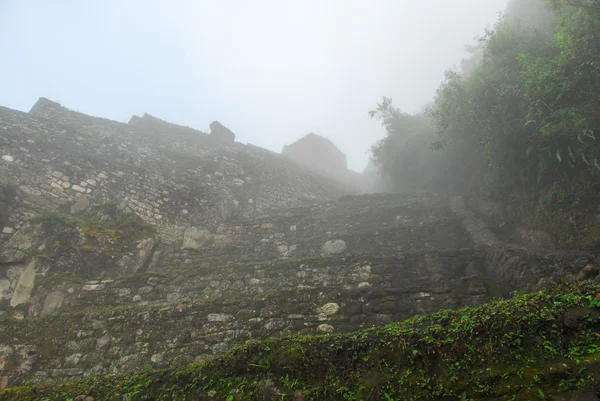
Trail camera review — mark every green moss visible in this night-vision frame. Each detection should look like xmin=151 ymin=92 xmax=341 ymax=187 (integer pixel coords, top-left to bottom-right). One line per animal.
xmin=35 ymin=273 xmax=87 ymax=287
xmin=4 ymin=283 xmax=600 ymax=400
xmin=28 ymin=206 xmax=156 ymax=267
xmin=30 ymin=210 xmax=74 ymax=227
xmin=72 ymin=244 xmax=100 ymax=252
xmin=96 ymin=199 xmax=118 ymax=215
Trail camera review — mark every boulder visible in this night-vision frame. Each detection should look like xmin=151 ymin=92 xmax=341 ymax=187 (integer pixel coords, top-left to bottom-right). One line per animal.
xmin=321 ymin=239 xmax=347 ymax=257
xmin=118 ymin=238 xmax=156 ymax=275
xmin=209 ymin=121 xmax=236 ymax=144
xmin=10 ymin=260 xmax=37 ymax=307
xmin=577 ymin=264 xmax=600 ymax=281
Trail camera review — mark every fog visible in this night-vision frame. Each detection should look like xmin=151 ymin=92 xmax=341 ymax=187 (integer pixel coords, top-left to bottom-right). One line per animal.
xmin=0 ymin=0 xmax=508 ymax=172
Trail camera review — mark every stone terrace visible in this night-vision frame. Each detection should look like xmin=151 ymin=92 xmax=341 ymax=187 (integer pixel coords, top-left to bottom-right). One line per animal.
xmin=0 ymin=99 xmax=597 ymax=390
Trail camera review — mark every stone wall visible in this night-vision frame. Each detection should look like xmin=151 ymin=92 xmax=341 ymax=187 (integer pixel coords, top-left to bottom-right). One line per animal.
xmin=450 ymin=195 xmax=597 ymax=294
xmin=0 ymin=98 xmax=360 ymax=248
xmin=0 ymin=248 xmax=488 ymax=388
xmin=26 ymin=250 xmax=484 ymax=317
xmin=0 ymin=193 xmax=470 ymax=319
xmin=0 ymin=191 xmax=488 ymax=388
xmin=0 ymin=193 xmax=596 ymax=389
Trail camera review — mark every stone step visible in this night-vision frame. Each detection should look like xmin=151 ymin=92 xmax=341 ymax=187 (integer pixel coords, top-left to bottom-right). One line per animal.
xmin=25 ymin=250 xmax=480 ymax=318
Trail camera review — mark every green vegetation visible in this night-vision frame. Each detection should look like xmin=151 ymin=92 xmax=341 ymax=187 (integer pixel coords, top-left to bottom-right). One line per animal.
xmin=31 ymin=202 xmax=154 ymax=246
xmin=96 ymin=199 xmax=118 ymax=215
xmin=370 ymin=0 xmax=600 ymax=249
xmin=4 ymin=283 xmax=600 ymax=400
xmin=26 ymin=202 xmax=155 ymax=276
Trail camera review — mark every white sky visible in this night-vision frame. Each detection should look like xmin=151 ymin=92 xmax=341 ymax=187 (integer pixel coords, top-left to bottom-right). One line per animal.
xmin=0 ymin=0 xmax=508 ymax=171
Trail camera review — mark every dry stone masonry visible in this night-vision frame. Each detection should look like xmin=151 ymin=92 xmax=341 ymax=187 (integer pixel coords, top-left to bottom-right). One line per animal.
xmin=0 ymin=98 xmax=598 ymax=390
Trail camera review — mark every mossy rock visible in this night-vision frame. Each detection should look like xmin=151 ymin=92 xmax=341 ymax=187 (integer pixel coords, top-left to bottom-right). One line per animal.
xmin=26 ymin=205 xmax=155 ymax=277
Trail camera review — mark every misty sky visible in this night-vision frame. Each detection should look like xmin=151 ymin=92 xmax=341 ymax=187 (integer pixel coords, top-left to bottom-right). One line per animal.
xmin=1 ymin=0 xmax=508 ymax=172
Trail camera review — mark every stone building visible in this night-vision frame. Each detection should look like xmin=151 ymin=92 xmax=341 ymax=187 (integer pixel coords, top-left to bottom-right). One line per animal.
xmin=282 ymin=133 xmax=348 ymax=176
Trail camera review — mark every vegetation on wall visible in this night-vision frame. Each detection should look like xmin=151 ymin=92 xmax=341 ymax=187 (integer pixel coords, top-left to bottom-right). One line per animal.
xmin=370 ymin=0 xmax=600 ymax=249
xmin=26 ymin=202 xmax=155 ymax=276
xmin=3 ymin=283 xmax=600 ymax=400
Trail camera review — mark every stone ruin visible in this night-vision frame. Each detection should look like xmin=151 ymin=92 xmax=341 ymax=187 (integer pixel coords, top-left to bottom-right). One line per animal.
xmin=0 ymin=97 xmax=597 ymax=390
xmin=282 ymin=132 xmax=367 ymax=190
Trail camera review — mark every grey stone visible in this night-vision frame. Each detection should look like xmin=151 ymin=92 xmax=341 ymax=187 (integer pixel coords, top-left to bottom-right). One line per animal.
xmin=40 ymin=292 xmax=65 ymax=317
xmin=138 ymin=286 xmax=153 ymax=294
xmin=317 ymin=324 xmax=335 ymax=333
xmin=207 ymin=313 xmax=234 ymax=322
xmin=321 ymin=239 xmax=346 ymax=257
xmin=96 ymin=335 xmax=111 ymax=351
xmin=82 ymin=284 xmax=105 ymax=291
xmin=147 ymin=277 xmax=160 ymax=286
xmin=64 ymin=353 xmax=81 ymax=367
xmin=70 ymin=197 xmax=90 ymax=214
xmin=319 ymin=302 xmax=340 ymax=316
xmin=10 ymin=260 xmax=37 ymax=307
xmin=182 ymin=227 xmax=212 ymax=250
xmin=117 ymin=238 xmax=156 ymax=275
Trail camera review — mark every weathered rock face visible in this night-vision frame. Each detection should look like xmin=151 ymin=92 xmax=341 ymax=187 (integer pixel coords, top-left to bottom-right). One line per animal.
xmin=209 ymin=121 xmax=236 ymax=143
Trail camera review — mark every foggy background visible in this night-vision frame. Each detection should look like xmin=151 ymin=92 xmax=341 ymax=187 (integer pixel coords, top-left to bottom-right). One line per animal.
xmin=0 ymin=0 xmax=508 ymax=172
